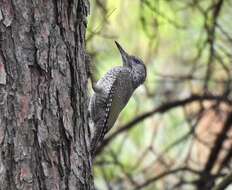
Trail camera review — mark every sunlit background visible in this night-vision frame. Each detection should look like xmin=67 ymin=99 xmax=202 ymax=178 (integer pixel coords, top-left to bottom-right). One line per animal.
xmin=87 ymin=0 xmax=232 ymax=189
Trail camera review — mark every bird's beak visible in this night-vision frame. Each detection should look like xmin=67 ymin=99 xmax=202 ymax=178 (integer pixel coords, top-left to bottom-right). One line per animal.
xmin=115 ymin=41 xmax=130 ymax=67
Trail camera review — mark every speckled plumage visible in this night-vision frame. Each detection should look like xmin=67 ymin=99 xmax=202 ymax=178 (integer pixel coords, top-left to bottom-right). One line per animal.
xmin=89 ymin=42 xmax=146 ymax=153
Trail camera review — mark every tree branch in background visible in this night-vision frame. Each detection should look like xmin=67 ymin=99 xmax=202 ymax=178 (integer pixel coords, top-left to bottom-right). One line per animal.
xmin=196 ymin=111 xmax=232 ymax=190
xmin=134 ymin=167 xmax=199 ymax=190
xmin=213 ymin=172 xmax=232 ymax=190
xmin=96 ymin=94 xmax=232 ymax=155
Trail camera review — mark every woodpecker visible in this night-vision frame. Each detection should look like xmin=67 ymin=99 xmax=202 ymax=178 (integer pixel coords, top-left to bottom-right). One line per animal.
xmin=89 ymin=41 xmax=146 ymax=154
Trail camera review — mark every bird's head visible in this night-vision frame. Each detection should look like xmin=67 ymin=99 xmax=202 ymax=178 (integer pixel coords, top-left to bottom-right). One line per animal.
xmin=115 ymin=41 xmax=147 ymax=87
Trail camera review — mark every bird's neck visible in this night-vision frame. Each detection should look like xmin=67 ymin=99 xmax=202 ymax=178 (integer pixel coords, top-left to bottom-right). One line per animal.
xmin=131 ymin=68 xmax=144 ymax=89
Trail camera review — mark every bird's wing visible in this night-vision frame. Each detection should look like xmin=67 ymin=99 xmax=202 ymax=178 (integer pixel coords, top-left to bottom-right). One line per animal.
xmin=90 ymin=75 xmax=119 ymax=153
xmin=90 ymin=69 xmax=132 ymax=154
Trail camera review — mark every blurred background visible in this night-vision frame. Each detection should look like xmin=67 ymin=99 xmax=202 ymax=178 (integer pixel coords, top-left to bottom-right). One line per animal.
xmin=86 ymin=0 xmax=232 ymax=189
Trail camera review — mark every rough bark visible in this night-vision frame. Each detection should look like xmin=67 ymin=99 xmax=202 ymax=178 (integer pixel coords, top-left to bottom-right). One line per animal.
xmin=0 ymin=0 xmax=93 ymax=189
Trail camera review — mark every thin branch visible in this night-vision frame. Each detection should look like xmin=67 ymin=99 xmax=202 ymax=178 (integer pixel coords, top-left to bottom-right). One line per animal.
xmin=213 ymin=172 xmax=232 ymax=190
xmin=204 ymin=0 xmax=224 ymax=90
xmin=196 ymin=111 xmax=232 ymax=189
xmin=95 ymin=94 xmax=232 ymax=155
xmin=133 ymin=167 xmax=199 ymax=190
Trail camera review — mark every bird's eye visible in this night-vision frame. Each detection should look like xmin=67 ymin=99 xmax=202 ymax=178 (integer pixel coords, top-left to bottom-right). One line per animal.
xmin=134 ymin=59 xmax=141 ymax=64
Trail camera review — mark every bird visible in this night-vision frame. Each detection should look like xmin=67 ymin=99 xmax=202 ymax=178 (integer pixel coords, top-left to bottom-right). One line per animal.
xmin=88 ymin=41 xmax=146 ymax=154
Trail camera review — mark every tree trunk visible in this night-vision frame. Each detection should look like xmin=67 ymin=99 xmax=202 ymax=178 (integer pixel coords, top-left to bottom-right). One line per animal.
xmin=0 ymin=0 xmax=93 ymax=189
